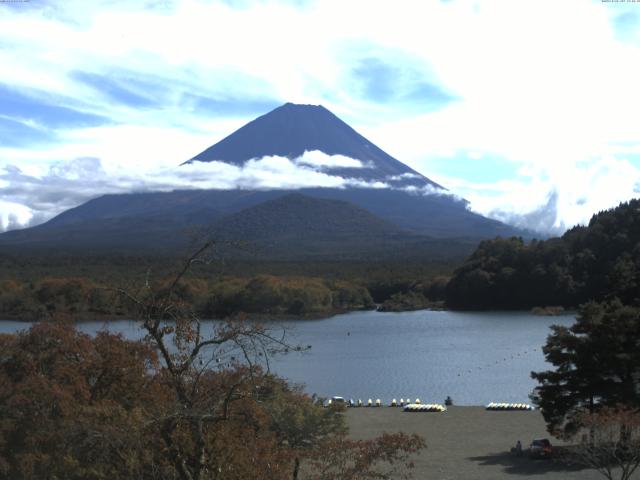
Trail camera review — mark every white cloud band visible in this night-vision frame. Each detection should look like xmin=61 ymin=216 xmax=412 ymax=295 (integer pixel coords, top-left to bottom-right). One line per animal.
xmin=0 ymin=151 xmax=394 ymax=232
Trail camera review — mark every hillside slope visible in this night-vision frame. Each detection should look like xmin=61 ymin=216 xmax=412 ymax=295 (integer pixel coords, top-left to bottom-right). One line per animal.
xmin=0 ymin=103 xmax=523 ymax=255
xmin=446 ymin=199 xmax=640 ymax=309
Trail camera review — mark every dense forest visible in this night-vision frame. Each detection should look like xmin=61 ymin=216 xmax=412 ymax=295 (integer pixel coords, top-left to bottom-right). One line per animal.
xmin=3 ymin=198 xmax=639 ymax=318
xmin=0 ymin=275 xmax=375 ymax=320
xmin=446 ymin=199 xmax=640 ymax=310
xmin=0 ymin=261 xmax=426 ymax=479
xmin=0 ymin=254 xmax=455 ymax=320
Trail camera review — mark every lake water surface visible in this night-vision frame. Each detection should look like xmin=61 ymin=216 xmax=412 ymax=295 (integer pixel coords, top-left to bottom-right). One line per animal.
xmin=1 ymin=310 xmax=575 ymax=406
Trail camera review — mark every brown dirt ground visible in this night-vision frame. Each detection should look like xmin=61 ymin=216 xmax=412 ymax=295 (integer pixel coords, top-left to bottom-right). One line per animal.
xmin=345 ymin=406 xmax=619 ymax=480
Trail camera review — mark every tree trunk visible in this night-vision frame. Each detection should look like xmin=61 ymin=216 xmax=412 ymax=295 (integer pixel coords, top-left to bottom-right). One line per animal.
xmin=292 ymin=456 xmax=300 ymax=480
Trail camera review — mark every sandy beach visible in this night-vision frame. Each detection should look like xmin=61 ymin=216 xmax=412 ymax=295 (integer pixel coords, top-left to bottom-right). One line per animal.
xmin=346 ymin=406 xmax=611 ymax=480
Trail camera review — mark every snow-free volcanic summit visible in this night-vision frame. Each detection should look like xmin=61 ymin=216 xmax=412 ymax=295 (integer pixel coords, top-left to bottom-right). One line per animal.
xmin=187 ymin=102 xmax=441 ymax=190
xmin=0 ymin=103 xmax=522 ymax=256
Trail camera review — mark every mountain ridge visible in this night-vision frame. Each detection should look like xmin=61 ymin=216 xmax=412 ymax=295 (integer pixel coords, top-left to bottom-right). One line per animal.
xmin=0 ymin=102 xmax=525 ymax=257
xmin=187 ymin=102 xmax=441 ymax=190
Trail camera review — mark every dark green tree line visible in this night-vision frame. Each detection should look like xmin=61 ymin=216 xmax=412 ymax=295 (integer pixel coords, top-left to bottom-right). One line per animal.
xmin=447 ymin=199 xmax=640 ymax=310
xmin=531 ymin=301 xmax=640 ymax=438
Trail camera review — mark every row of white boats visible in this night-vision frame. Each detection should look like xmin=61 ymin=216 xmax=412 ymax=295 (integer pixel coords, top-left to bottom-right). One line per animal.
xmin=327 ymin=397 xmax=446 ymax=410
xmin=485 ymin=402 xmax=534 ymax=410
xmin=403 ymin=403 xmax=447 ymax=412
xmin=326 ymin=398 xmax=533 ymax=411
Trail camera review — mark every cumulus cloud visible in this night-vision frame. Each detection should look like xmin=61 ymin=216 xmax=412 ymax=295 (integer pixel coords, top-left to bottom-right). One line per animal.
xmin=294 ymin=151 xmax=367 ymax=169
xmin=402 ymin=183 xmax=460 ymax=199
xmin=176 ymin=155 xmax=354 ymax=190
xmin=387 ymin=173 xmax=421 ymax=181
xmin=488 ymin=190 xmax=563 ymax=237
xmin=2 ymin=0 xmax=640 ymax=236
xmin=0 ymin=200 xmax=36 ymax=233
xmin=439 ymin=155 xmax=640 ymax=235
xmin=0 ymin=151 xmax=394 ymax=231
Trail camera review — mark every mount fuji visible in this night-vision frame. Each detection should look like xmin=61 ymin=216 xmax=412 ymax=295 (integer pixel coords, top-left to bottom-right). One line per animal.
xmin=0 ymin=103 xmax=522 ymax=258
xmin=188 ymin=102 xmax=440 ymax=190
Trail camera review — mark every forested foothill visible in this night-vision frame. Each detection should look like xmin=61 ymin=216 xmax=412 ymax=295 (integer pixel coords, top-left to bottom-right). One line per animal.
xmin=0 ymin=244 xmax=426 ymax=480
xmin=3 ymin=199 xmax=640 ymax=320
xmin=0 ymin=274 xmax=373 ymax=321
xmin=446 ymin=199 xmax=640 ymax=310
xmin=0 ymin=254 xmax=455 ymax=320
xmin=517 ymin=200 xmax=640 ymax=478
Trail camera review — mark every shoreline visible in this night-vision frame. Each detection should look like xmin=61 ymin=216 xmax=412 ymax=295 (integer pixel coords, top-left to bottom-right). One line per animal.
xmin=0 ymin=307 xmax=374 ymax=323
xmin=0 ymin=306 xmax=578 ymax=323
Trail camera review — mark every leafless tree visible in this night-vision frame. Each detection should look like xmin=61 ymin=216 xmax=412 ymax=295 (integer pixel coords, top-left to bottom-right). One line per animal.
xmin=117 ymin=240 xmax=299 ymax=480
xmin=568 ymin=407 xmax=640 ymax=480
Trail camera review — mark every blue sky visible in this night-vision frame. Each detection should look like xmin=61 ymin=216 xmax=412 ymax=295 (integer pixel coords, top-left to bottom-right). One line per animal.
xmin=1 ymin=0 xmax=640 ymax=233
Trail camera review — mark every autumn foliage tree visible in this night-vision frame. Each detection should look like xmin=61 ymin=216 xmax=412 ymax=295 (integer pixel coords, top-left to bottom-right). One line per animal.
xmin=0 ymin=321 xmax=169 ymax=479
xmin=306 ymin=433 xmax=426 ymax=480
xmin=1 ymin=241 xmax=426 ymax=479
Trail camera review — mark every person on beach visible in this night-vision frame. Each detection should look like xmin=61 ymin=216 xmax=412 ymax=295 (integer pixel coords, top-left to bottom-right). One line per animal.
xmin=516 ymin=440 xmax=522 ymax=456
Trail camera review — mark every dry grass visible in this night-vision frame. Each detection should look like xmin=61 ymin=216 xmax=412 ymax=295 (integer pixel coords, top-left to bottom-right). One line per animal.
xmin=345 ymin=406 xmax=609 ymax=480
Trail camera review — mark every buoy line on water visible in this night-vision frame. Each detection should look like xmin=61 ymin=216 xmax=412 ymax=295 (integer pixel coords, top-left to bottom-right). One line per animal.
xmin=454 ymin=347 xmax=540 ymax=378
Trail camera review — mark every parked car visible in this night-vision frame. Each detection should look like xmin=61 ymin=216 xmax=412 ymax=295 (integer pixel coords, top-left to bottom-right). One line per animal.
xmin=326 ymin=396 xmax=346 ymax=408
xmin=529 ymin=438 xmax=552 ymax=458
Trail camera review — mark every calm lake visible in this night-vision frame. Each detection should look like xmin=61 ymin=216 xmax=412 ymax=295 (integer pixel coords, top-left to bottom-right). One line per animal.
xmin=0 ymin=310 xmax=575 ymax=406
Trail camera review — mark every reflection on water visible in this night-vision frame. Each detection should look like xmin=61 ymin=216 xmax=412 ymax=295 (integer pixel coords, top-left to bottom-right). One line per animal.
xmin=0 ymin=310 xmax=575 ymax=405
